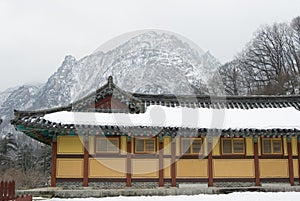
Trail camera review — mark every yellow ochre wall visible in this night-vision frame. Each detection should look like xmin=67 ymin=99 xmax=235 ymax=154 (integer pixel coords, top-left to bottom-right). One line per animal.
xmin=213 ymin=159 xmax=255 ymax=178
xmin=57 ymin=136 xmax=84 ymax=154
xmin=56 ymin=158 xmax=83 ymax=178
xmin=89 ymin=158 xmax=126 ymax=178
xmin=292 ymin=137 xmax=298 ymax=156
xmin=293 ymin=159 xmax=299 ymax=178
xmin=176 ymin=137 xmax=180 ymax=156
xmin=132 ymin=159 xmax=158 ymax=178
xmin=164 ymin=159 xmax=171 ymax=178
xmin=89 ymin=136 xmax=95 ymax=155
xmin=121 ymin=136 xmax=127 ymax=155
xmin=259 ymin=159 xmax=289 ymax=178
xmin=283 ymin=137 xmax=288 ymax=156
xmin=203 ymin=137 xmax=208 ymax=156
xmin=57 ymin=136 xmax=298 ymax=157
xmin=246 ymin=137 xmax=254 ymax=156
xmin=55 ymin=136 xmax=299 ymax=180
xmin=164 ymin=137 xmax=171 ymax=155
xmin=176 ymin=159 xmax=208 ymax=178
xmin=212 ymin=137 xmax=220 ymax=156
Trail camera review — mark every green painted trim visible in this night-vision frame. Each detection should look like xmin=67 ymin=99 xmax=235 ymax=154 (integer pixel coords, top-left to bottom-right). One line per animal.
xmin=13 ymin=122 xmax=300 ymax=146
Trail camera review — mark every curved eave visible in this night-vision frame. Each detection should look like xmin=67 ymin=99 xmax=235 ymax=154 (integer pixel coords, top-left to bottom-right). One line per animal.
xmin=12 ymin=120 xmax=300 ymax=143
xmin=14 ymin=105 xmax=72 ymax=118
xmin=14 ymin=124 xmax=55 ymax=145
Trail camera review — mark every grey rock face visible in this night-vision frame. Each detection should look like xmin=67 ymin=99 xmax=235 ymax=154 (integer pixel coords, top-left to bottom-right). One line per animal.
xmin=0 ymin=31 xmax=220 ymax=133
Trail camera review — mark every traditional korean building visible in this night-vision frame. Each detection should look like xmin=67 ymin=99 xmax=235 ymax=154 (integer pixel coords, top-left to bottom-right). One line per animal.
xmin=11 ymin=76 xmax=300 ymax=188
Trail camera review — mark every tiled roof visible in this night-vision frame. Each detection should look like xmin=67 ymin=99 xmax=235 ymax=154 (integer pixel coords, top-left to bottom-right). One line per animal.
xmin=10 ymin=76 xmax=300 ymax=144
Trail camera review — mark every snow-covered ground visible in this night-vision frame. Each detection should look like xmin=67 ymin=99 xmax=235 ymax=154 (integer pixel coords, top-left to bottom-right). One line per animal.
xmin=46 ymin=192 xmax=299 ymax=201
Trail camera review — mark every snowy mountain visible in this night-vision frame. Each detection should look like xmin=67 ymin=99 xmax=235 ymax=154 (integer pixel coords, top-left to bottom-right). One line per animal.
xmin=0 ymin=87 xmax=18 ymax=108
xmin=72 ymin=31 xmax=221 ymax=100
xmin=0 ymin=31 xmax=221 ymax=134
xmin=0 ymin=84 xmax=42 ymax=128
xmin=32 ymin=55 xmax=79 ymax=109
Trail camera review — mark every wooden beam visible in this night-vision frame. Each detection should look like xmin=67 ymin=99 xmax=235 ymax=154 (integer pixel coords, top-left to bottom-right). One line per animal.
xmin=208 ymin=140 xmax=213 ymax=187
xmin=50 ymin=141 xmax=57 ymax=187
xmin=254 ymin=137 xmax=260 ymax=186
xmin=126 ymin=138 xmax=132 ymax=187
xmin=171 ymin=139 xmax=176 ymax=187
xmin=159 ymin=141 xmax=164 ymax=187
xmin=83 ymin=137 xmax=89 ymax=187
xmin=287 ymin=139 xmax=294 ymax=186
xmin=32 ymin=131 xmax=52 ymax=145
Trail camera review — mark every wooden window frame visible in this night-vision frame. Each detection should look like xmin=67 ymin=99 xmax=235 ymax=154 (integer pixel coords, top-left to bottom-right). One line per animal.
xmin=221 ymin=138 xmax=245 ymax=155
xmin=261 ymin=137 xmax=283 ymax=155
xmin=181 ymin=137 xmax=203 ymax=155
xmin=134 ymin=138 xmax=157 ymax=154
xmin=95 ymin=136 xmax=120 ymax=154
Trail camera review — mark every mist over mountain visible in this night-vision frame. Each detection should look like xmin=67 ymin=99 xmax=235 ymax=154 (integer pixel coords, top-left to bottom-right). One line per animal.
xmin=0 ymin=31 xmax=221 ymax=134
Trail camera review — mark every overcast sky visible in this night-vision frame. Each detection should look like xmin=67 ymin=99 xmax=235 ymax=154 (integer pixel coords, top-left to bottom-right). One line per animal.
xmin=1 ymin=0 xmax=300 ymax=91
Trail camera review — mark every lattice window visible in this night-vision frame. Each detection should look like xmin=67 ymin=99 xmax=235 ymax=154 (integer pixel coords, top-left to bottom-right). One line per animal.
xmin=222 ymin=138 xmax=245 ymax=154
xmin=262 ymin=138 xmax=283 ymax=154
xmin=135 ymin=138 xmax=156 ymax=153
xmin=181 ymin=138 xmax=203 ymax=154
xmin=96 ymin=137 xmax=119 ymax=153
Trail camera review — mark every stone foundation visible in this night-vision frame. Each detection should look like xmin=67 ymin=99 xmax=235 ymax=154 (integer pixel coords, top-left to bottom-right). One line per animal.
xmin=213 ymin=182 xmax=255 ymax=187
xmin=89 ymin=182 xmax=126 ymax=189
xmin=131 ymin=182 xmax=158 ymax=189
xmin=56 ymin=182 xmax=83 ymax=189
xmin=55 ymin=180 xmax=295 ymax=189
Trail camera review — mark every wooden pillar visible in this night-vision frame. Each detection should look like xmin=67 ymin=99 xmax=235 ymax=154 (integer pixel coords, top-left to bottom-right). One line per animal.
xmin=287 ymin=137 xmax=294 ymax=186
xmin=50 ymin=140 xmax=57 ymax=187
xmin=159 ymin=140 xmax=164 ymax=187
xmin=171 ymin=139 xmax=176 ymax=187
xmin=254 ymin=136 xmax=260 ymax=186
xmin=83 ymin=137 xmax=89 ymax=187
xmin=207 ymin=138 xmax=213 ymax=187
xmin=126 ymin=138 xmax=132 ymax=187
xmin=298 ymin=138 xmax=300 ymax=184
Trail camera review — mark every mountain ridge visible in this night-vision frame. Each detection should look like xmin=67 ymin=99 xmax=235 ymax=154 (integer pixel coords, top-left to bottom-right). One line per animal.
xmin=0 ymin=31 xmax=221 ymax=135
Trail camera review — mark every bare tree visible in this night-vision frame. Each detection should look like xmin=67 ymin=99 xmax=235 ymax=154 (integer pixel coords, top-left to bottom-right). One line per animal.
xmin=217 ymin=60 xmax=245 ymax=95
xmin=235 ymin=22 xmax=300 ymax=94
xmin=290 ymin=16 xmax=300 ymax=73
xmin=291 ymin=16 xmax=300 ymax=45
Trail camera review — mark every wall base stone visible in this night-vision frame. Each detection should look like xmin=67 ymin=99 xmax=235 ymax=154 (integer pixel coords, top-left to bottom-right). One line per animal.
xmin=89 ymin=182 xmax=126 ymax=189
xmin=131 ymin=182 xmax=158 ymax=189
xmin=54 ymin=180 xmax=295 ymax=189
xmin=56 ymin=182 xmax=83 ymax=189
xmin=214 ymin=182 xmax=255 ymax=187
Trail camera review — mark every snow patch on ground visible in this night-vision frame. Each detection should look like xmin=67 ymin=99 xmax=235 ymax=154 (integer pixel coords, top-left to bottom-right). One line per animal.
xmin=47 ymin=192 xmax=299 ymax=201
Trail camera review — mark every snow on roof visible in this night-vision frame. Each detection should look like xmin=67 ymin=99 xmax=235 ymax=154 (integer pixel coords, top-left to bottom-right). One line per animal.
xmin=44 ymin=105 xmax=300 ymax=130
